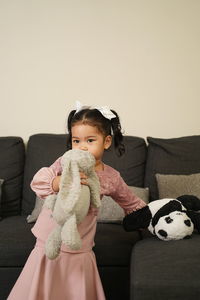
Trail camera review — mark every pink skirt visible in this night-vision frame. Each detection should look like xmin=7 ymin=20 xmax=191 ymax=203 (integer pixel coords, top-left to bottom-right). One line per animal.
xmin=7 ymin=240 xmax=106 ymax=300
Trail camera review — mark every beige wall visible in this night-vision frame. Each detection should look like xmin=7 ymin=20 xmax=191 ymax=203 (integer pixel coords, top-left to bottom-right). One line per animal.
xmin=1 ymin=0 xmax=200 ymax=142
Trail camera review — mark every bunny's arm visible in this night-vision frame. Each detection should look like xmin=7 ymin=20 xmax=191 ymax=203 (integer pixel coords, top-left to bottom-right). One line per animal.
xmin=87 ymin=172 xmax=101 ymax=209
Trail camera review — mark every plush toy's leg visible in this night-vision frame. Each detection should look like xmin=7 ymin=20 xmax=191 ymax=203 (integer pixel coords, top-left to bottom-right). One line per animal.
xmin=45 ymin=225 xmax=62 ymax=260
xmin=61 ymin=215 xmax=82 ymax=250
xmin=177 ymin=195 xmax=200 ymax=211
xmin=123 ymin=206 xmax=152 ymax=231
xmin=186 ymin=211 xmax=200 ymax=233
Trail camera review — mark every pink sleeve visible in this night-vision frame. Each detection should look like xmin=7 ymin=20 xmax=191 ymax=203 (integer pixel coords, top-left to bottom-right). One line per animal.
xmin=110 ymin=174 xmax=147 ymax=214
xmin=30 ymin=157 xmax=62 ymax=199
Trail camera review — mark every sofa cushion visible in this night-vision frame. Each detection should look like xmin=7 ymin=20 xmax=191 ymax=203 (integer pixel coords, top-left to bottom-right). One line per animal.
xmin=0 ymin=179 xmax=4 ymax=220
xmin=0 ymin=137 xmax=25 ymax=217
xmin=22 ymin=134 xmax=68 ymax=215
xmin=0 ymin=267 xmax=23 ymax=300
xmin=22 ymin=134 xmax=147 ymax=215
xmin=102 ymin=135 xmax=147 ymax=187
xmin=98 ymin=266 xmax=130 ymax=300
xmin=156 ymin=173 xmax=200 ymax=199
xmin=144 ymin=135 xmax=200 ymax=200
xmin=94 ymin=223 xmax=141 ymax=266
xmin=131 ymin=234 xmax=200 ymax=300
xmin=0 ymin=216 xmax=35 ymax=266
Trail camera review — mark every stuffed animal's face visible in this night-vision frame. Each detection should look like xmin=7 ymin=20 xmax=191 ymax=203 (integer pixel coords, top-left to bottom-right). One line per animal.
xmin=154 ymin=211 xmax=194 ymax=241
xmin=61 ymin=149 xmax=96 ymax=174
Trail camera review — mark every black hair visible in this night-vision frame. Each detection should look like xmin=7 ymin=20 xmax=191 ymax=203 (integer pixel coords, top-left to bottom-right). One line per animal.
xmin=66 ymin=108 xmax=125 ymax=156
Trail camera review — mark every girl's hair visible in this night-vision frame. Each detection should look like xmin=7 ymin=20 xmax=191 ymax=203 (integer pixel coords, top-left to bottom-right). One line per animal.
xmin=66 ymin=108 xmax=125 ymax=156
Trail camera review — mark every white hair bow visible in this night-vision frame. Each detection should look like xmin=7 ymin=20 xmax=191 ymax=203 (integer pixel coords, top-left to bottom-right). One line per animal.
xmin=75 ymin=101 xmax=116 ymax=120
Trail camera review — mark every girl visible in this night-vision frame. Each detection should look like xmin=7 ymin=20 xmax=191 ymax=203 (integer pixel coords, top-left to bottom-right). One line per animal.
xmin=8 ymin=103 xmax=146 ymax=300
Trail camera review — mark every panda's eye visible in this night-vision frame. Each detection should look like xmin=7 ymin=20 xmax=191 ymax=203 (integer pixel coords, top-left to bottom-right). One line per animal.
xmin=176 ymin=212 xmax=182 ymax=215
xmin=184 ymin=219 xmax=191 ymax=227
xmin=158 ymin=229 xmax=168 ymax=238
xmin=165 ymin=216 xmax=173 ymax=224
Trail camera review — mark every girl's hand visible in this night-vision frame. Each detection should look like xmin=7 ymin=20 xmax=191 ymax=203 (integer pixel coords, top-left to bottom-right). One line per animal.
xmin=52 ymin=173 xmax=88 ymax=191
xmin=52 ymin=175 xmax=61 ymax=192
xmin=79 ymin=172 xmax=88 ymax=185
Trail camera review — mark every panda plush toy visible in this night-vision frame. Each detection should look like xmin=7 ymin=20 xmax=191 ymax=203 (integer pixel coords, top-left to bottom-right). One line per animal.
xmin=123 ymin=195 xmax=200 ymax=241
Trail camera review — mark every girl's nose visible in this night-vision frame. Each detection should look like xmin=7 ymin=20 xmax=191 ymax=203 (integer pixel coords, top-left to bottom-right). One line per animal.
xmin=80 ymin=144 xmax=88 ymax=151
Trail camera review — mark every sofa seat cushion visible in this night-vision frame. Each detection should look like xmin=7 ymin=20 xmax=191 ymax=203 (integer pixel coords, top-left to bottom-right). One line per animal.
xmin=0 ymin=216 xmax=35 ymax=266
xmin=94 ymin=223 xmax=141 ymax=266
xmin=131 ymin=234 xmax=200 ymax=300
xmin=0 ymin=217 xmax=140 ymax=268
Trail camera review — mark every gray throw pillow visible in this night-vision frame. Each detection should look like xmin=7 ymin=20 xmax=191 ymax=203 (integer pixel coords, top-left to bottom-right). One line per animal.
xmin=0 ymin=179 xmax=4 ymax=220
xmin=27 ymin=186 xmax=149 ymax=224
xmin=97 ymin=186 xmax=149 ymax=223
xmin=156 ymin=173 xmax=200 ymax=199
xmin=26 ymin=196 xmax=43 ymax=223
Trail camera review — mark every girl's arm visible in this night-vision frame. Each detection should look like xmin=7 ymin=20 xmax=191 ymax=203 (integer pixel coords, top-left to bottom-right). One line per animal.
xmin=110 ymin=174 xmax=147 ymax=215
xmin=31 ymin=157 xmax=88 ymax=199
xmin=30 ymin=157 xmax=62 ymax=199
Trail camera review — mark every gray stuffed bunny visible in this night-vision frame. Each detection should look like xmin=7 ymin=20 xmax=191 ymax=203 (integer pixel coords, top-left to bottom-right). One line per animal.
xmin=44 ymin=149 xmax=101 ymax=259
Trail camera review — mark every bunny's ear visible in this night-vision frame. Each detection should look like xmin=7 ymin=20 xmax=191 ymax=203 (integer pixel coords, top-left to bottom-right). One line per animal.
xmin=60 ymin=151 xmax=72 ymax=173
xmin=57 ymin=159 xmax=81 ymax=214
xmin=123 ymin=206 xmax=152 ymax=231
xmin=61 ymin=161 xmax=81 ymax=212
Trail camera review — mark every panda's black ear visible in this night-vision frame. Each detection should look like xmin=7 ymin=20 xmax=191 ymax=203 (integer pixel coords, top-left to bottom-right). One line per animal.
xmin=186 ymin=211 xmax=200 ymax=233
xmin=177 ymin=195 xmax=200 ymax=211
xmin=123 ymin=206 xmax=152 ymax=232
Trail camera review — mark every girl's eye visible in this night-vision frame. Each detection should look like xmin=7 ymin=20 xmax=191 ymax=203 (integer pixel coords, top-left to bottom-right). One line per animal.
xmin=87 ymin=139 xmax=95 ymax=143
xmin=72 ymin=140 xmax=79 ymax=144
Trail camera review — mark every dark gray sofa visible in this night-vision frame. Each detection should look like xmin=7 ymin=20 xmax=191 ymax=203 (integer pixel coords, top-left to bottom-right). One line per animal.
xmin=0 ymin=134 xmax=200 ymax=300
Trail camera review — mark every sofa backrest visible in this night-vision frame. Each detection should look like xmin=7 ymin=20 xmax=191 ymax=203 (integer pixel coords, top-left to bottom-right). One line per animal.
xmin=3 ymin=134 xmax=200 ymax=216
xmin=0 ymin=137 xmax=25 ymax=217
xmin=22 ymin=134 xmax=147 ymax=215
xmin=144 ymin=135 xmax=200 ymax=200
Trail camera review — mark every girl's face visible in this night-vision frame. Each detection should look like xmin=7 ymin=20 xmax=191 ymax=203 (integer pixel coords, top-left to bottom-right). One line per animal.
xmin=71 ymin=124 xmax=112 ymax=166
